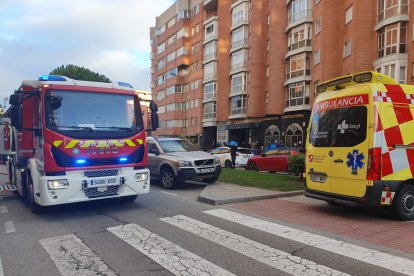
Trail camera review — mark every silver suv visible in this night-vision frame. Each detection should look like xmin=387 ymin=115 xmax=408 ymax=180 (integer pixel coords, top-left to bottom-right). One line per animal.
xmin=146 ymin=137 xmax=222 ymax=189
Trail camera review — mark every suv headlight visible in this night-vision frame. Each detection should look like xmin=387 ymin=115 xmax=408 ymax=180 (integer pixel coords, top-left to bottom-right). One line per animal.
xmin=215 ymin=157 xmax=220 ymax=165
xmin=177 ymin=160 xmax=193 ymax=167
xmin=48 ymin=179 xmax=69 ymax=190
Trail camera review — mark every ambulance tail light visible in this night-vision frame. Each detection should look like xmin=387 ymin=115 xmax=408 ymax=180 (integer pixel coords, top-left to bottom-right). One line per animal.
xmin=367 ymin=148 xmax=381 ymax=180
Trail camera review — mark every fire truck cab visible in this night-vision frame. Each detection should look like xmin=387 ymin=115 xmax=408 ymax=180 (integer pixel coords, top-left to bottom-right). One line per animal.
xmin=6 ymin=75 xmax=158 ymax=212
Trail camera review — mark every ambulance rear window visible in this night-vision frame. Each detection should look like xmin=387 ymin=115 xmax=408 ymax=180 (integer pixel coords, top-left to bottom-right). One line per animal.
xmin=309 ymin=106 xmax=367 ymax=147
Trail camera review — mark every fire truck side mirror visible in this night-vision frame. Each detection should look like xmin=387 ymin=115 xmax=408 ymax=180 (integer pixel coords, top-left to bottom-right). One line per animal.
xmin=9 ymin=94 xmax=22 ymax=105
xmin=10 ymin=106 xmax=23 ymax=131
xmin=149 ymin=101 xmax=159 ymax=130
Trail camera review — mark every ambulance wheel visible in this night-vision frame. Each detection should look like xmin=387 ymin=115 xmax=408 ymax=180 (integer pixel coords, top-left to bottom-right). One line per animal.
xmin=160 ymin=167 xmax=176 ymax=190
xmin=26 ymin=172 xmax=44 ymax=214
xmin=392 ymin=185 xmax=414 ymax=221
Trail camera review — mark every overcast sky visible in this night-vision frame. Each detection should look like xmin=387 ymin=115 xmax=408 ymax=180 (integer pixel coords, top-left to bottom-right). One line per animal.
xmin=0 ymin=0 xmax=175 ymax=106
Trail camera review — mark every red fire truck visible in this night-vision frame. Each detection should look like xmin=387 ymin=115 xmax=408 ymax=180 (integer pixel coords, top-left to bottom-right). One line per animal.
xmin=4 ymin=75 xmax=158 ymax=212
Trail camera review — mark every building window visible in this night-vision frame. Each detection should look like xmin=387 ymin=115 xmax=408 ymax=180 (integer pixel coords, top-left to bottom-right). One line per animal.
xmin=156 ymin=24 xmax=165 ymax=36
xmin=315 ymin=0 xmax=320 ymax=6
xmin=314 ymin=49 xmax=320 ymax=65
xmin=266 ymin=65 xmax=270 ymax=78
xmin=205 ymin=22 xmax=216 ymax=40
xmin=204 ymin=82 xmax=217 ymax=100
xmin=343 ymin=40 xmax=352 ymax=58
xmin=377 ymin=22 xmax=407 ymax=58
xmin=231 ymin=49 xmax=248 ymax=71
xmin=167 ymin=51 xmax=176 ymax=62
xmin=204 ymin=41 xmax=218 ymax=61
xmin=167 ymin=17 xmax=176 ymax=28
xmin=204 ymin=62 xmax=217 ymax=80
xmin=265 ymin=125 xmax=281 ymax=147
xmin=157 ymin=59 xmax=165 ymax=70
xmin=345 ymin=5 xmax=353 ymax=24
xmin=230 ymin=95 xmax=247 ymax=115
xmin=314 ymin=80 xmax=319 ymax=95
xmin=157 ymin=75 xmax=165 ymax=85
xmin=168 ymin=34 xmax=176 ymax=45
xmin=177 ymin=28 xmax=189 ymax=39
xmin=377 ymin=0 xmax=409 ymax=23
xmin=156 ymin=89 xmax=166 ymax=100
xmin=285 ymin=81 xmax=310 ymax=107
xmin=285 ymin=52 xmax=311 ymax=80
xmin=399 ymin=66 xmax=406 ymax=83
xmin=267 ymin=40 xmax=270 ymax=51
xmin=267 ymin=13 xmax=271 ymax=26
xmin=314 ymin=18 xmax=321 ymax=35
xmin=203 ymin=102 xmax=216 ymax=119
xmin=288 ymin=0 xmax=312 ymax=24
xmin=288 ymin=24 xmax=312 ymax=51
xmin=157 ymin=43 xmax=165 ymax=55
xmin=232 ymin=26 xmax=248 ymax=48
xmin=285 ymin=123 xmax=303 ymax=147
xmin=231 ymin=73 xmax=247 ymax=94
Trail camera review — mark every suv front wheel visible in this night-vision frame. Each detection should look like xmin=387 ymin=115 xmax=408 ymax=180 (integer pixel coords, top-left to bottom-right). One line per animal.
xmin=161 ymin=167 xmax=177 ymax=189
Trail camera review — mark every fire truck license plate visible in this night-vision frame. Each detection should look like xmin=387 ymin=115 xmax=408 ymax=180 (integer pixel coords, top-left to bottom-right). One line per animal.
xmin=89 ymin=178 xmax=118 ymax=187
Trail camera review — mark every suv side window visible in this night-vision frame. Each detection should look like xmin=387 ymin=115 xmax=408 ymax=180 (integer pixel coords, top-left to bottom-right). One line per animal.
xmin=148 ymin=140 xmax=159 ymax=155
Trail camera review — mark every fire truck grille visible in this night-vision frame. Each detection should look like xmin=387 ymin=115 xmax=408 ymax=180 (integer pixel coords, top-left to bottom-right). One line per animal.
xmin=84 ymin=186 xmax=119 ymax=198
xmin=194 ymin=159 xmax=215 ymax=166
xmin=84 ymin=169 xmax=119 ymax=178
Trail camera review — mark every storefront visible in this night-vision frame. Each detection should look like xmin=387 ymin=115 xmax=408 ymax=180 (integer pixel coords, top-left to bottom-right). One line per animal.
xmin=257 ymin=111 xmax=310 ymax=149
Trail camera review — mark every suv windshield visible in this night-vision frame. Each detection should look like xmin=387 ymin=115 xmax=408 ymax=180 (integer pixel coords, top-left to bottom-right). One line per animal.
xmin=309 ymin=106 xmax=367 ymax=147
xmin=158 ymin=139 xmax=199 ymax=153
xmin=45 ymin=90 xmax=143 ymax=137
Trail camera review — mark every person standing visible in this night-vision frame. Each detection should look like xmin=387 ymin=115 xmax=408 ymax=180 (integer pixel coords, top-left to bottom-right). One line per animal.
xmin=229 ymin=143 xmax=238 ymax=169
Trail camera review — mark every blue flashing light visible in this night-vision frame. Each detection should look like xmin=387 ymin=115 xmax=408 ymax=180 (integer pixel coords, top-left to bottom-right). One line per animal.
xmin=38 ymin=75 xmax=67 ymax=82
xmin=76 ymin=159 xmax=86 ymax=164
xmin=117 ymin=82 xmax=133 ymax=88
xmin=119 ymin=157 xmax=128 ymax=162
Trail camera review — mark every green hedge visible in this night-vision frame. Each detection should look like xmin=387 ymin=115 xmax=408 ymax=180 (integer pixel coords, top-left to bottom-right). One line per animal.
xmin=287 ymin=154 xmax=305 ymax=177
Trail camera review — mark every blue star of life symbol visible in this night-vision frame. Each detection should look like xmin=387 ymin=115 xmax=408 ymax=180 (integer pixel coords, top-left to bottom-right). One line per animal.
xmin=346 ymin=150 xmax=365 ymax=175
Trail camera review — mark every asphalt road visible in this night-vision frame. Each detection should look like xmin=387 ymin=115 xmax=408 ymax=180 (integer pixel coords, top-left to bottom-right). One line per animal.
xmin=1 ymin=178 xmax=413 ymax=275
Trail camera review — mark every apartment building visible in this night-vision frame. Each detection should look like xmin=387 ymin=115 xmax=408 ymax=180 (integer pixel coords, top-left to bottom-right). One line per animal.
xmin=151 ymin=0 xmax=412 ymax=149
xmin=150 ymin=0 xmax=204 ymax=145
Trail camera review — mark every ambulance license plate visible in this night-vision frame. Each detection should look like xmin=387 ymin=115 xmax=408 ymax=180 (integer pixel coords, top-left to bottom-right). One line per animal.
xmin=89 ymin=178 xmax=118 ymax=187
xmin=310 ymin=175 xmax=326 ymax=183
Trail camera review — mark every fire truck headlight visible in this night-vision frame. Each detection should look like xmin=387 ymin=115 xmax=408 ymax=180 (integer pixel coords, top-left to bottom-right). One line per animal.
xmin=135 ymin=172 xmax=148 ymax=181
xmin=48 ymin=179 xmax=69 ymax=190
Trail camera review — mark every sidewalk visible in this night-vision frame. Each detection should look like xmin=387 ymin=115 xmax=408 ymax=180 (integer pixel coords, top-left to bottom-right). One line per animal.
xmin=198 ymin=181 xmax=304 ymax=205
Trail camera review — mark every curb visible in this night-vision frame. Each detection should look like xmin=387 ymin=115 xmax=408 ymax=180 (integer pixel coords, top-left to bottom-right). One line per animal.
xmin=198 ymin=190 xmax=305 ymax=205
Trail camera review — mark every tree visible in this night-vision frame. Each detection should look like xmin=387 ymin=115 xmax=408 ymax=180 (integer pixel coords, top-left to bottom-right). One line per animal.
xmin=49 ymin=64 xmax=111 ymax=83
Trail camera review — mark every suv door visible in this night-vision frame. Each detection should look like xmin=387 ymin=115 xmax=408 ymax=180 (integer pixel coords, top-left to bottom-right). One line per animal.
xmin=147 ymin=138 xmax=161 ymax=176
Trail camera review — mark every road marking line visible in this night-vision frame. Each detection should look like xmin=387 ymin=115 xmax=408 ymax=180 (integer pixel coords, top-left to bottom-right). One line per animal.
xmin=160 ymin=191 xmax=177 ymax=196
xmin=0 ymin=206 xmax=8 ymax=214
xmin=108 ymin=223 xmax=235 ymax=276
xmin=204 ymin=209 xmax=414 ymax=276
xmin=4 ymin=221 xmax=15 ymax=233
xmin=39 ymin=234 xmax=116 ymax=276
xmin=0 ymin=255 xmax=4 ymax=276
xmin=161 ymin=215 xmax=348 ymax=276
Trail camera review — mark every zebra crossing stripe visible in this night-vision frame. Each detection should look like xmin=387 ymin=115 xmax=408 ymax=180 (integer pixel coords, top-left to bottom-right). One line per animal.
xmin=161 ymin=215 xmax=348 ymax=276
xmin=39 ymin=234 xmax=116 ymax=276
xmin=107 ymin=223 xmax=235 ymax=276
xmin=204 ymin=209 xmax=414 ymax=276
xmin=0 ymin=185 xmax=16 ymax=192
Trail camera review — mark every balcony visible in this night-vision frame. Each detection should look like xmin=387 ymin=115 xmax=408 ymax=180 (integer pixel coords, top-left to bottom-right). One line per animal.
xmin=204 ymin=32 xmax=218 ymax=44
xmin=203 ymin=72 xmax=218 ymax=83
xmin=375 ymin=4 xmax=409 ymax=31
xmin=203 ymin=92 xmax=216 ymax=103
xmin=203 ymin=52 xmax=218 ymax=64
xmin=230 ymin=38 xmax=248 ymax=53
xmin=230 ymin=84 xmax=247 ymax=97
xmin=229 ymin=107 xmax=246 ymax=119
xmin=286 ymin=9 xmax=313 ymax=32
xmin=229 ymin=62 xmax=248 ymax=76
xmin=204 ymin=0 xmax=218 ymax=11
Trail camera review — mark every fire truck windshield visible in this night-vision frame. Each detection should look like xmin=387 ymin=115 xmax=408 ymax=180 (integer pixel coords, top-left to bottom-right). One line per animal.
xmin=45 ymin=89 xmax=143 ymax=138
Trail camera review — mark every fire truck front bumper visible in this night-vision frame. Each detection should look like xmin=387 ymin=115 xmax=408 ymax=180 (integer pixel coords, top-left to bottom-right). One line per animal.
xmin=35 ymin=167 xmax=150 ymax=206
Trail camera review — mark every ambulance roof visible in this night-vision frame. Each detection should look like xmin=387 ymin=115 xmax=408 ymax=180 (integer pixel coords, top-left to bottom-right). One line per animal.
xmin=316 ymin=71 xmax=398 ymax=94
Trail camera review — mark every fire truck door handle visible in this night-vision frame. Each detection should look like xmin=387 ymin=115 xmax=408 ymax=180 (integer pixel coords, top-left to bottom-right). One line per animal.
xmin=334 ymin=159 xmax=343 ymax=163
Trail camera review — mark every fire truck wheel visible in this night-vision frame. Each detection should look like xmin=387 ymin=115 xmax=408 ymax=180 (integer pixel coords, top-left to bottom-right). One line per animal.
xmin=160 ymin=167 xmax=176 ymax=190
xmin=26 ymin=172 xmax=44 ymax=214
xmin=392 ymin=185 xmax=414 ymax=221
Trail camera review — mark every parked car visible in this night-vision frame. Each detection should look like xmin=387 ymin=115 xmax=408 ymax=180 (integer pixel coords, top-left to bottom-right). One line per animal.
xmin=246 ymin=147 xmax=302 ymax=173
xmin=146 ymin=137 xmax=222 ymax=189
xmin=210 ymin=147 xmax=254 ymax=168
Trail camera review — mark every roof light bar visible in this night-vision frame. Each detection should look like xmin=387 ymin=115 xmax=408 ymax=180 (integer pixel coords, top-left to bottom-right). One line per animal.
xmin=38 ymin=75 xmax=67 ymax=82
